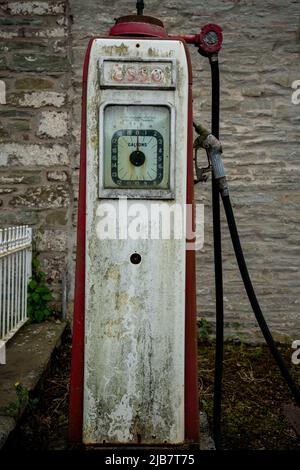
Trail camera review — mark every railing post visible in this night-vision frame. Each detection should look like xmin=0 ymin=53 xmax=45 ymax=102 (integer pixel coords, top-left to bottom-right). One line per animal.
xmin=0 ymin=225 xmax=33 ymax=364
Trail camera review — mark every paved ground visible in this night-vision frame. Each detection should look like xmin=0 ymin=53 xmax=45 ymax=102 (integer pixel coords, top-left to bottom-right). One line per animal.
xmin=0 ymin=320 xmax=67 ymax=449
xmin=2 ymin=328 xmax=215 ymax=451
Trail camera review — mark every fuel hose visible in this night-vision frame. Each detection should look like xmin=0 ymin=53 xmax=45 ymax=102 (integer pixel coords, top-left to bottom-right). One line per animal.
xmin=221 ymin=191 xmax=300 ymax=407
xmin=206 ymin=136 xmax=300 ymax=407
xmin=209 ymin=55 xmax=224 ymax=450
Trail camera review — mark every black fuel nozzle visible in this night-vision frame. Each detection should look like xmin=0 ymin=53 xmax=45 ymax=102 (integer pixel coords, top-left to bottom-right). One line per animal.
xmin=202 ymin=134 xmax=228 ymax=197
xmin=193 ymin=123 xmax=211 ymax=183
xmin=193 ymin=123 xmax=228 ymax=196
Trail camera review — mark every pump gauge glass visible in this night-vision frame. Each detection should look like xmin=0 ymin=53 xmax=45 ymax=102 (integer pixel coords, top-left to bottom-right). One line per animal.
xmin=102 ymin=104 xmax=171 ymax=193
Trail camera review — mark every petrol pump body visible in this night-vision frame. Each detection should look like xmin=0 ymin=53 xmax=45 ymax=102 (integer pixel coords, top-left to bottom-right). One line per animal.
xmin=69 ymin=15 xmax=201 ymax=447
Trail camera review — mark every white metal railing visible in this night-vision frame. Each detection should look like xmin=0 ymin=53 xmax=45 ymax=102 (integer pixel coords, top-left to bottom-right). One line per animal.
xmin=0 ymin=226 xmax=32 ymax=364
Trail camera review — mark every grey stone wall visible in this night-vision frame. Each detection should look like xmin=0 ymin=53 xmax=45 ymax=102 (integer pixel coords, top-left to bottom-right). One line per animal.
xmin=0 ymin=0 xmax=73 ymax=306
xmin=1 ymin=0 xmax=300 ymax=342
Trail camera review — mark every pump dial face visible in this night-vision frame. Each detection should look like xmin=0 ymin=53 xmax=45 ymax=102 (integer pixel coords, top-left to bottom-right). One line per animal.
xmin=103 ymin=105 xmax=171 ymax=190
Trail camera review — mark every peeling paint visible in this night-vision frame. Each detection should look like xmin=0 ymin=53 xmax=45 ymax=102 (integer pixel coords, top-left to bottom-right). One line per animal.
xmin=104 ymin=266 xmax=121 ymax=281
xmin=38 ymin=111 xmax=68 ymax=138
xmin=17 ymin=91 xmax=66 ymax=108
xmin=102 ymin=43 xmax=129 ymax=56
xmin=83 ymin=38 xmax=189 ymax=445
xmin=148 ymin=47 xmax=175 ymax=58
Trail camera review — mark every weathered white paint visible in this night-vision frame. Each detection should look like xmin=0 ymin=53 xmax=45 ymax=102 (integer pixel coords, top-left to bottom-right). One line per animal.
xmin=84 ymin=39 xmax=189 ymax=445
xmin=18 ymin=91 xmax=66 ymax=108
xmin=0 ymin=31 xmax=19 ymax=39
xmin=33 ymin=27 xmax=66 ymax=38
xmin=38 ymin=111 xmax=68 ymax=138
xmin=6 ymin=2 xmax=65 ymax=16
xmin=0 ymin=143 xmax=69 ymax=166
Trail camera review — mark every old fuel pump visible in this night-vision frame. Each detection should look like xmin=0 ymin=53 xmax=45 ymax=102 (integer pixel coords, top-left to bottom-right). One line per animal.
xmin=69 ymin=4 xmax=222 ymax=447
xmin=69 ymin=2 xmax=300 ymax=450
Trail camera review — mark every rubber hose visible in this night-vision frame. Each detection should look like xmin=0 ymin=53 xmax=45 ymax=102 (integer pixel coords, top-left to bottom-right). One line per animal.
xmin=222 ymin=193 xmax=300 ymax=407
xmin=209 ymin=56 xmax=224 ymax=449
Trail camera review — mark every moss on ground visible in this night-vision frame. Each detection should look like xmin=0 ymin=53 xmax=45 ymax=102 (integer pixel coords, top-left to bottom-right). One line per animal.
xmin=199 ymin=340 xmax=300 ymax=450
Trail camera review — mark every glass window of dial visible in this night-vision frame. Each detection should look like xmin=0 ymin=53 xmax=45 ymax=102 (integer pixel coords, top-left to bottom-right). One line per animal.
xmin=103 ymin=105 xmax=171 ymax=190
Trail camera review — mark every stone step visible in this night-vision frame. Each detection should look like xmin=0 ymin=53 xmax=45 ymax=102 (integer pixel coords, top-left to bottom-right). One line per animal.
xmin=0 ymin=320 xmax=67 ymax=449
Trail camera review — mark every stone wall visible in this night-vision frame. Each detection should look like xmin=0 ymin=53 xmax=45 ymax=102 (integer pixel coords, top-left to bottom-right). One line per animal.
xmin=0 ymin=0 xmax=73 ymax=307
xmin=1 ymin=0 xmax=300 ymax=341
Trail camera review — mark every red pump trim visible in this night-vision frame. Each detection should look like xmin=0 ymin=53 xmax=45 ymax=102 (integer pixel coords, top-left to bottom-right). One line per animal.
xmin=199 ymin=23 xmax=223 ymax=55
xmin=68 ymin=38 xmax=94 ymax=443
xmin=169 ymin=23 xmax=223 ymax=55
xmin=182 ymin=40 xmax=200 ymax=443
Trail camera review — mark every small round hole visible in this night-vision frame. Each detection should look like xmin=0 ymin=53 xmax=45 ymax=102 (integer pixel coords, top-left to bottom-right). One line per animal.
xmin=130 ymin=253 xmax=141 ymax=264
xmin=136 ymin=43 xmax=140 ymax=48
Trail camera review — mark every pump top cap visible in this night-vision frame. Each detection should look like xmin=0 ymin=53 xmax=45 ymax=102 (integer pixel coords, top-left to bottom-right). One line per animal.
xmin=109 ymin=15 xmax=169 ymax=38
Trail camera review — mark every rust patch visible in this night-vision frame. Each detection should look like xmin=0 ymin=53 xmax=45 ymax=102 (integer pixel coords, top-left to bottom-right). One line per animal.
xmin=102 ymin=43 xmax=129 ymax=56
xmin=148 ymin=47 xmax=158 ymax=57
xmin=115 ymin=291 xmax=129 ymax=309
xmin=104 ymin=266 xmax=121 ymax=281
xmin=148 ymin=47 xmax=175 ymax=58
xmin=103 ymin=318 xmax=123 ymax=339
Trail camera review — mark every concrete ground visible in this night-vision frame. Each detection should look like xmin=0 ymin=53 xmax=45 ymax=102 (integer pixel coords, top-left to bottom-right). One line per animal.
xmin=0 ymin=320 xmax=67 ymax=449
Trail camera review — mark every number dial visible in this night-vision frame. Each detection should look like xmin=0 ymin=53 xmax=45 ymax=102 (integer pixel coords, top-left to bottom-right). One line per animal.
xmin=102 ymin=105 xmax=170 ymax=191
xmin=111 ymin=129 xmax=163 ymax=187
